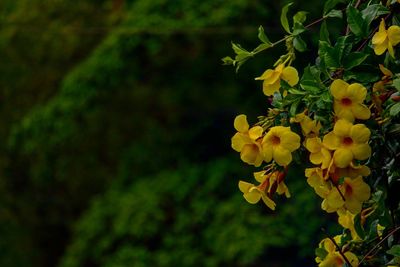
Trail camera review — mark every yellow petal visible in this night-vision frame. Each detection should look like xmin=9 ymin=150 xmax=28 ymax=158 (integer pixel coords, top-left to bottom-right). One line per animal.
xmin=305 ymin=137 xmax=322 ymax=153
xmin=244 ymin=191 xmax=261 ymax=204
xmin=327 ymin=188 xmax=345 ymax=209
xmin=280 ymin=131 xmax=301 ymax=151
xmin=234 ymin=114 xmax=249 ymax=132
xmin=310 ymin=151 xmax=323 ymax=165
xmin=351 ymin=143 xmax=371 ymax=160
xmin=343 ymin=252 xmax=359 ymax=267
xmin=333 ymin=119 xmax=352 ymax=137
xmin=231 ymin=133 xmax=251 ymax=152
xmin=372 ymin=30 xmax=387 ymax=45
xmin=262 ymin=144 xmax=273 ymax=163
xmin=321 ymin=148 xmax=332 ymax=169
xmin=374 ymin=39 xmax=388 ymax=55
xmin=240 ymin=144 xmax=260 ymax=165
xmin=388 ymin=25 xmax=400 ymax=46
xmin=281 ymin=66 xmax=299 ymax=86
xmin=351 ymin=104 xmax=371 ymax=120
xmin=323 ymin=132 xmax=340 ymax=150
xmin=261 ymin=195 xmax=276 ymax=210
xmin=347 ymin=83 xmax=367 ymax=103
xmin=379 ymin=64 xmax=393 ymax=77
xmin=253 ymin=171 xmax=267 ymax=183
xmin=248 ymin=126 xmax=263 ymax=140
xmin=350 ymin=124 xmax=370 ymax=143
xmin=263 ymin=80 xmax=280 ymax=96
xmin=255 ymin=69 xmax=273 ymax=80
xmin=334 ymin=148 xmax=353 ymax=168
xmin=238 ymin=180 xmax=253 ymax=193
xmin=273 ymin=147 xmax=292 ymax=166
xmin=351 ymin=177 xmax=371 ymax=201
xmin=330 ymin=79 xmax=349 ymax=100
xmin=388 ymin=42 xmax=395 ymax=58
xmin=334 ymin=102 xmax=355 ymax=122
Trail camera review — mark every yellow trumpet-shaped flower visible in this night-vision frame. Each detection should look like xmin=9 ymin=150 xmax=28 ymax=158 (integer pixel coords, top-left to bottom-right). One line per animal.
xmin=305 ymin=137 xmax=332 ymax=169
xmin=337 ymin=209 xmax=360 ymax=240
xmin=255 ymin=63 xmax=299 ymax=96
xmin=316 ymin=237 xmax=359 ymax=267
xmin=372 ymin=19 xmax=400 ymax=58
xmin=322 ymin=176 xmax=371 ymax=214
xmin=262 ymin=126 xmax=300 ymax=166
xmin=330 ymin=79 xmax=371 ymax=122
xmin=238 ymin=180 xmax=276 ymax=210
xmin=291 ymin=111 xmax=321 ymax=137
xmin=231 ymin=114 xmax=264 ymax=166
xmin=323 ymin=119 xmax=371 ymax=168
xmin=329 ymin=162 xmax=370 ymax=184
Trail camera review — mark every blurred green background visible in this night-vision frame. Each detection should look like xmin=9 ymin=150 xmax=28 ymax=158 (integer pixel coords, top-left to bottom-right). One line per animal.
xmin=0 ymin=0 xmax=336 ymax=266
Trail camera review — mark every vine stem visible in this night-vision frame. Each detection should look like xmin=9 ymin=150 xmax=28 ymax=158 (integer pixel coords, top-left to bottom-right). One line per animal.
xmin=359 ymin=225 xmax=400 ymax=264
xmin=325 ymin=234 xmax=353 ymax=266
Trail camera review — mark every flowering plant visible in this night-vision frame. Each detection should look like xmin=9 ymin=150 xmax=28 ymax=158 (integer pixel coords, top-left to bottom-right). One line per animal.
xmin=224 ymin=0 xmax=400 ymax=266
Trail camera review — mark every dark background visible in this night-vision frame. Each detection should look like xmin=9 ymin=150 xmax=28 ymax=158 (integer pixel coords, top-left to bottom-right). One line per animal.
xmin=0 ymin=1 xmax=337 ymax=266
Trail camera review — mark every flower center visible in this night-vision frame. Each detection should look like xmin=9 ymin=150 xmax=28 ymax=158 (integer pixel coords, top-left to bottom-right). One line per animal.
xmin=271 ymin=135 xmax=281 ymax=145
xmin=342 ymin=137 xmax=353 ymax=146
xmin=341 ymin=97 xmax=352 ymax=106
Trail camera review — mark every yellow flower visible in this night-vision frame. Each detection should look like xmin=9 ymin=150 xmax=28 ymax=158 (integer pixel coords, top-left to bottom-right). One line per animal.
xmin=231 ymin=114 xmax=264 ymax=166
xmin=262 ymin=126 xmax=300 ymax=166
xmin=305 ymin=137 xmax=332 ymax=169
xmin=372 ymin=19 xmax=400 ymax=58
xmin=337 ymin=209 xmax=360 ymax=240
xmin=238 ymin=180 xmax=276 ymax=210
xmin=316 ymin=237 xmax=359 ymax=267
xmin=321 ymin=176 xmax=370 ymax=214
xmin=291 ymin=111 xmax=321 ymax=137
xmin=329 ymin=162 xmax=370 ymax=184
xmin=323 ymin=119 xmax=371 ymax=168
xmin=305 ymin=168 xmax=331 ymax=198
xmin=330 ymin=79 xmax=371 ymax=122
xmin=255 ymin=63 xmax=299 ymax=96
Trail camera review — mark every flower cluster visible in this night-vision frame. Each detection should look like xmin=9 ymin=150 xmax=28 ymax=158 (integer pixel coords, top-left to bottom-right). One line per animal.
xmin=227 ymin=2 xmax=400 ymax=265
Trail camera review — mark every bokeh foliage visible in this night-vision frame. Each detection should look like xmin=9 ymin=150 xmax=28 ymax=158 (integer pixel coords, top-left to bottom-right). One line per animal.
xmin=0 ymin=0 xmax=326 ymax=266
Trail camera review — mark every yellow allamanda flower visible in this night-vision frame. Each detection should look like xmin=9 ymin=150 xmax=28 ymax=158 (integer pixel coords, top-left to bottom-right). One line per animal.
xmin=330 ymin=79 xmax=371 ymax=122
xmin=305 ymin=167 xmax=331 ymax=198
xmin=291 ymin=110 xmax=321 ymax=137
xmin=329 ymin=162 xmax=371 ymax=184
xmin=231 ymin=114 xmax=264 ymax=166
xmin=304 ymin=137 xmax=332 ymax=169
xmin=322 ymin=176 xmax=371 ymax=214
xmin=337 ymin=209 xmax=360 ymax=240
xmin=316 ymin=237 xmax=359 ymax=267
xmin=372 ymin=19 xmax=400 ymax=58
xmin=255 ymin=63 xmax=299 ymax=96
xmin=323 ymin=119 xmax=371 ymax=168
xmin=262 ymin=126 xmax=300 ymax=166
xmin=238 ymin=171 xmax=277 ymax=210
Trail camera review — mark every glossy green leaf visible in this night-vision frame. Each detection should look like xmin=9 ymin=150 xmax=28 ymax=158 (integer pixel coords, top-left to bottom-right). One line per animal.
xmin=346 ymin=5 xmax=367 ymax=37
xmin=325 ymin=9 xmax=343 ymax=19
xmin=343 ymin=52 xmax=369 ymax=70
xmin=320 ymin=21 xmax=330 ymax=43
xmin=390 ymin=102 xmax=400 ymax=117
xmin=293 ymin=11 xmax=307 ymax=24
xmin=281 ymin=2 xmax=293 ymax=34
xmin=323 ymin=0 xmax=347 ymax=14
xmin=387 ymin=245 xmax=400 ymax=257
xmin=361 ymin=4 xmax=389 ymax=25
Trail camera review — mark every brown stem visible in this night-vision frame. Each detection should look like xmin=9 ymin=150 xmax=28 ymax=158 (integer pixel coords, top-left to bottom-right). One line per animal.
xmin=359 ymin=225 xmax=400 ymax=264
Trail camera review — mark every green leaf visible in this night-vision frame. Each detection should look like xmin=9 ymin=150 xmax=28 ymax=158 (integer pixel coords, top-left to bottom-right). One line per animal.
xmin=393 ymin=78 xmax=400 ymax=91
xmin=390 ymin=102 xmax=400 ymax=117
xmin=293 ymin=36 xmax=307 ymax=52
xmin=293 ymin=22 xmax=306 ymax=35
xmin=320 ymin=21 xmax=330 ymax=43
xmin=231 ymin=42 xmax=248 ymax=54
xmin=258 ymin=26 xmax=271 ymax=44
xmin=361 ymin=4 xmax=389 ymax=25
xmin=343 ymin=52 xmax=369 ymax=70
xmin=221 ymin=56 xmax=234 ymax=65
xmin=253 ymin=43 xmax=272 ymax=54
xmin=325 ymin=9 xmax=343 ymax=19
xmin=346 ymin=5 xmax=367 ymax=37
xmin=353 ymin=213 xmax=366 ymax=240
xmin=281 ymin=2 xmax=293 ymax=34
xmin=323 ymin=0 xmax=347 ymax=15
xmin=387 ymin=245 xmax=400 ymax=257
xmin=293 ymin=11 xmax=307 ymax=24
